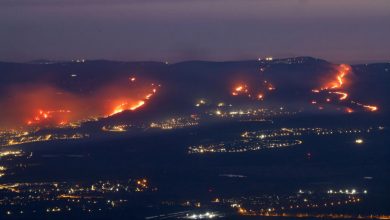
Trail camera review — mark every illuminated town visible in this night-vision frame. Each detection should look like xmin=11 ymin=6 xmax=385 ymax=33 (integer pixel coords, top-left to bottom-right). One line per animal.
xmin=188 ymin=126 xmax=384 ymax=154
xmin=0 ymin=130 xmax=89 ymax=147
xmin=0 ymin=178 xmax=154 ymax=216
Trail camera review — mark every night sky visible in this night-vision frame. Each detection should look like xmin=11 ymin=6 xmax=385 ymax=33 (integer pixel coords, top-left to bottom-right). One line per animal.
xmin=1 ymin=0 xmax=389 ymax=63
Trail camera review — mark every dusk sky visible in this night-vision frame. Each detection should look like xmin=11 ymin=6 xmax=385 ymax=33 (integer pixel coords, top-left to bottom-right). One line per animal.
xmin=1 ymin=0 xmax=389 ymax=63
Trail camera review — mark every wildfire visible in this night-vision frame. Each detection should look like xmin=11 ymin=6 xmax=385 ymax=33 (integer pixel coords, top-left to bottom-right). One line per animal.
xmin=107 ymin=81 xmax=158 ymax=116
xmin=130 ymin=100 xmax=145 ymax=110
xmin=312 ymin=64 xmax=378 ymax=113
xmin=145 ymin=93 xmax=153 ymax=100
xmin=231 ymin=78 xmax=276 ymax=101
xmin=332 ymin=91 xmax=348 ymax=100
xmin=322 ymin=64 xmax=350 ymax=91
xmin=232 ymin=84 xmax=248 ymax=96
xmin=0 ymin=74 xmax=162 ymax=129
xmin=27 ymin=109 xmax=71 ymax=126
xmin=109 ymin=100 xmax=146 ymax=116
xmin=363 ymin=105 xmax=378 ymax=112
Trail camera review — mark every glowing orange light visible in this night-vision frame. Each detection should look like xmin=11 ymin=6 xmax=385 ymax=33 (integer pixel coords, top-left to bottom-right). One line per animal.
xmin=310 ymin=64 xmax=380 ymax=113
xmin=238 ymin=208 xmax=247 ymax=214
xmin=232 ymin=84 xmax=249 ymax=96
xmin=109 ymin=100 xmax=146 ymax=116
xmin=110 ymin=102 xmax=127 ymax=116
xmin=130 ymin=100 xmax=145 ymax=110
xmin=27 ymin=109 xmax=72 ymax=126
xmin=363 ymin=105 xmax=378 ymax=112
xmin=145 ymin=94 xmax=153 ymax=99
xmin=346 ymin=108 xmax=354 ymax=113
xmin=5 ymin=76 xmax=161 ymax=129
xmin=340 ymin=64 xmax=350 ymax=71
xmin=333 ymin=91 xmax=348 ymax=100
xmin=320 ymin=64 xmax=351 ymax=91
xmin=268 ymin=86 xmax=275 ymax=91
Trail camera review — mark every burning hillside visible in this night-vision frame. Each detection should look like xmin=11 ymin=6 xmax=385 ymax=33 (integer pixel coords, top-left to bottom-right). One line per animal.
xmin=0 ymin=76 xmax=160 ymax=130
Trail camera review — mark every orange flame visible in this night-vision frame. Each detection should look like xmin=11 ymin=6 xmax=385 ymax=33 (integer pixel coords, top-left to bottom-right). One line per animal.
xmin=130 ymin=100 xmax=145 ymax=110
xmin=363 ymin=105 xmax=378 ymax=112
xmin=232 ymin=84 xmax=249 ymax=96
xmin=322 ymin=64 xmax=351 ymax=91
xmin=109 ymin=100 xmax=146 ymax=116
xmin=27 ymin=109 xmax=72 ymax=126
xmin=313 ymin=64 xmax=379 ymax=113
xmin=346 ymin=108 xmax=354 ymax=113
xmin=332 ymin=91 xmax=348 ymax=100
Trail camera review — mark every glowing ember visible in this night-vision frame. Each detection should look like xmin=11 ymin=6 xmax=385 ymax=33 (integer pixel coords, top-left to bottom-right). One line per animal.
xmin=332 ymin=91 xmax=348 ymax=100
xmin=231 ymin=78 xmax=276 ymax=101
xmin=145 ymin=93 xmax=153 ymax=100
xmin=363 ymin=105 xmax=378 ymax=112
xmin=268 ymin=85 xmax=276 ymax=91
xmin=232 ymin=84 xmax=249 ymax=96
xmin=346 ymin=108 xmax=354 ymax=113
xmin=235 ymin=86 xmax=243 ymax=92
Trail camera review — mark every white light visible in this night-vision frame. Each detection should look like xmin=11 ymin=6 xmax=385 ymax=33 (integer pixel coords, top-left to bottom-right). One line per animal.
xmin=355 ymin=139 xmax=364 ymax=144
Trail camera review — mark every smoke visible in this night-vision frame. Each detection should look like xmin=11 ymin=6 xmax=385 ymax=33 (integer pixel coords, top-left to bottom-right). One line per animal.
xmin=0 ymin=77 xmax=158 ymax=130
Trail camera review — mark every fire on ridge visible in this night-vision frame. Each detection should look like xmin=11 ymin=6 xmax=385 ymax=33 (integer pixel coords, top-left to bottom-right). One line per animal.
xmin=0 ymin=75 xmax=161 ymax=130
xmin=312 ymin=64 xmax=378 ymax=113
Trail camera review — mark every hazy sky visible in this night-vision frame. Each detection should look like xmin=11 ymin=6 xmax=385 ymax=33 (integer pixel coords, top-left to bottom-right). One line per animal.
xmin=1 ymin=0 xmax=389 ymax=63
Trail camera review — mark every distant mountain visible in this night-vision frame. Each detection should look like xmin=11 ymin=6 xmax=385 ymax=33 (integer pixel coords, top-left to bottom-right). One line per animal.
xmin=0 ymin=57 xmax=389 ymax=128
